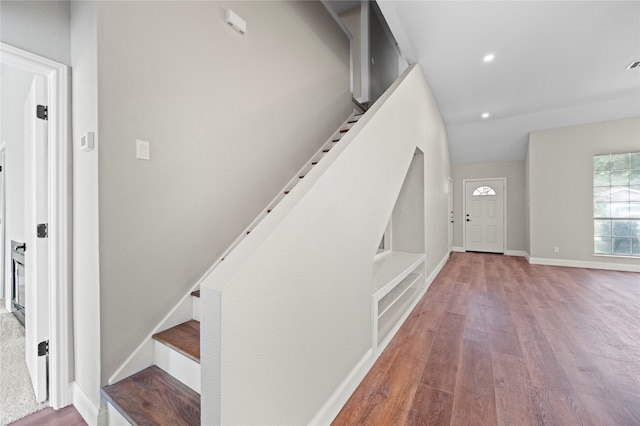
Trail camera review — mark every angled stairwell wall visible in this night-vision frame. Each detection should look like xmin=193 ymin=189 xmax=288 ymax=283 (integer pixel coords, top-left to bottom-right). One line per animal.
xmin=91 ymin=0 xmax=352 ymax=395
xmin=202 ymin=64 xmax=451 ymax=425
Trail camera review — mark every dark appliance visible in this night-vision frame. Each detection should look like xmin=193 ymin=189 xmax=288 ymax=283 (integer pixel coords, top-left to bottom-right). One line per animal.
xmin=11 ymin=240 xmax=26 ymax=326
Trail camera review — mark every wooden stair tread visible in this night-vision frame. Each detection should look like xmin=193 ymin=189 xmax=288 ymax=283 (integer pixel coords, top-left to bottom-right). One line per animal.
xmin=103 ymin=365 xmax=200 ymax=426
xmin=152 ymin=320 xmax=200 ymax=363
xmin=191 ymin=290 xmax=200 ymax=298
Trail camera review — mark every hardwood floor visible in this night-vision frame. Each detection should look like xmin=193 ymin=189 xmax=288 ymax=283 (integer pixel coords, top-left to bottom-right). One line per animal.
xmin=333 ymin=252 xmax=640 ymax=425
xmin=9 ymin=406 xmax=86 ymax=426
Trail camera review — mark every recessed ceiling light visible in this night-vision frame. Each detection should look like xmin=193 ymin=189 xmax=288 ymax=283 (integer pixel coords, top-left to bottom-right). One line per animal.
xmin=482 ymin=112 xmax=490 ymax=119
xmin=483 ymin=54 xmax=495 ymax=63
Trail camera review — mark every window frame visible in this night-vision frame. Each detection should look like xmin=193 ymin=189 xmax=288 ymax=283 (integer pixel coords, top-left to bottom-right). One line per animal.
xmin=592 ymin=152 xmax=640 ymax=258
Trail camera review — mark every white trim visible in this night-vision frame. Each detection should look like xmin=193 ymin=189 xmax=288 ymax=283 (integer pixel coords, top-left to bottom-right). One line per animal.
xmin=451 ymin=246 xmax=465 ymax=253
xmin=308 ymin=348 xmax=374 ymax=426
xmin=1 ymin=42 xmax=71 ymax=409
xmin=528 ymin=257 xmax=640 ymax=272
xmin=72 ymin=382 xmax=104 ymax=425
xmin=462 ymin=177 xmax=507 ymax=254
xmin=448 ymin=177 xmax=453 ymax=252
xmin=505 ymin=250 xmax=528 ymax=258
xmin=592 ymin=253 xmax=640 ymax=260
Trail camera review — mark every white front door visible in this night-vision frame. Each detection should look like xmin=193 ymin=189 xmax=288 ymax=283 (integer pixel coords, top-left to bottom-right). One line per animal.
xmin=464 ymin=179 xmax=505 ymax=253
xmin=24 ymin=75 xmax=49 ymax=402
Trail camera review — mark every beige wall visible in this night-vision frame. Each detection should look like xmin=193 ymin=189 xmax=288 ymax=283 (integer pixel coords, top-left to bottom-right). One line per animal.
xmin=528 ymin=117 xmax=640 ymax=267
xmin=95 ymin=0 xmax=351 ymax=383
xmin=452 ymin=160 xmax=526 ymax=252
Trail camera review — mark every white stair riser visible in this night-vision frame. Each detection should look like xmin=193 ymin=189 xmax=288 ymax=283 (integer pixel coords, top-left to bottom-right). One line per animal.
xmin=107 ymin=402 xmax=132 ymax=426
xmin=192 ymin=295 xmax=201 ymax=322
xmin=153 ymin=341 xmax=201 ymax=394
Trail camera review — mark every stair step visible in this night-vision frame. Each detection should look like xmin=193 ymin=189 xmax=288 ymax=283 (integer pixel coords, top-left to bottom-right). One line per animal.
xmin=103 ymin=365 xmax=200 ymax=426
xmin=312 ymin=162 xmax=318 ymax=165
xmin=284 ymin=191 xmax=290 ymax=194
xmin=191 ymin=290 xmax=200 ymax=298
xmin=339 ymin=129 xmax=348 ymax=133
xmin=152 ymin=320 xmax=200 ymax=363
xmin=348 ymin=120 xmax=358 ymax=124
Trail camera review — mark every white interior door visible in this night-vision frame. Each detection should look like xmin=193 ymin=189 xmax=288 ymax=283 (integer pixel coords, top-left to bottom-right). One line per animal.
xmin=464 ymin=179 xmax=504 ymax=253
xmin=24 ymin=75 xmax=49 ymax=402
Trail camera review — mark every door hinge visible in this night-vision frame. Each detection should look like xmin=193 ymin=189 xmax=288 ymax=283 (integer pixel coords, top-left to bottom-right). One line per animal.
xmin=38 ymin=340 xmax=49 ymax=356
xmin=37 ymin=105 xmax=48 ymax=121
xmin=37 ymin=223 xmax=48 ymax=238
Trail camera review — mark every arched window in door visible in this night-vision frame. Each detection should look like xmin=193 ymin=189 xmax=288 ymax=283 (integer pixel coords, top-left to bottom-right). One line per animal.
xmin=472 ymin=186 xmax=496 ymax=196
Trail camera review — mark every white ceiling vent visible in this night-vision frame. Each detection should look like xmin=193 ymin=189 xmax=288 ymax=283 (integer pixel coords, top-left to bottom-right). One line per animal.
xmin=626 ymin=61 xmax=640 ymax=70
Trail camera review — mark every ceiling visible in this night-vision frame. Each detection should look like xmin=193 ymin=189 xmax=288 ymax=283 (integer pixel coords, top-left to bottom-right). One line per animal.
xmin=377 ymin=1 xmax=640 ymax=164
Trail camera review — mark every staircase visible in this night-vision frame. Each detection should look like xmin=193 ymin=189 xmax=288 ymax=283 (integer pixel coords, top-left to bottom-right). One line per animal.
xmin=101 ymin=111 xmax=364 ymax=425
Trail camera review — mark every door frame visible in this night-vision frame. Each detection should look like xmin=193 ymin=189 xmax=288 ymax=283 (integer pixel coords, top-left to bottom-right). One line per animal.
xmin=462 ymin=177 xmax=507 ymax=253
xmin=448 ymin=177 xmax=453 ymax=252
xmin=1 ymin=42 xmax=71 ymax=409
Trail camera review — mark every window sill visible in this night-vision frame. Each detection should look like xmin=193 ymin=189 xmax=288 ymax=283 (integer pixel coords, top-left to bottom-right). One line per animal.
xmin=592 ymin=253 xmax=640 ymax=260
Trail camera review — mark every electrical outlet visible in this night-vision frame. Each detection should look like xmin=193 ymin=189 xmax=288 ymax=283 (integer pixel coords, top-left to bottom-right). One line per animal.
xmin=553 ymin=247 xmax=559 ymax=253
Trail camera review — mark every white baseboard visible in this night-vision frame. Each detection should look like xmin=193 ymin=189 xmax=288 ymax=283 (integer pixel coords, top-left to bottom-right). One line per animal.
xmin=72 ymin=382 xmax=106 ymax=426
xmin=308 ymin=348 xmax=375 ymax=426
xmin=427 ymin=252 xmax=450 ymax=285
xmin=451 ymin=246 xmax=465 ymax=253
xmin=528 ymin=257 xmax=640 ymax=272
xmin=505 ymin=250 xmax=528 ymax=258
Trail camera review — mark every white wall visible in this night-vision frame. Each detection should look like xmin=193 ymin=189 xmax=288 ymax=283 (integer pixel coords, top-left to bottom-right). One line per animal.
xmin=70 ymin=0 xmax=101 ymax=416
xmin=95 ymin=0 xmax=352 ymax=383
xmin=392 ymin=149 xmax=425 ymax=254
xmin=452 ymin=160 xmax=526 ymax=253
xmin=202 ymin=64 xmax=450 ymax=425
xmin=528 ymin=117 xmax=640 ymax=268
xmin=0 ymin=66 xmax=33 ymax=304
xmin=0 ymin=0 xmax=70 ymax=65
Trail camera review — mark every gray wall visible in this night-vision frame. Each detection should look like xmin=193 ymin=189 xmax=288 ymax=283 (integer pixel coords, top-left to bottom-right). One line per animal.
xmin=369 ymin=4 xmax=399 ymax=105
xmin=452 ymin=160 xmax=526 ymax=252
xmin=0 ymin=0 xmax=70 ymax=65
xmin=339 ymin=5 xmax=361 ymax=100
xmin=528 ymin=117 xmax=640 ymax=266
xmin=95 ymin=0 xmax=351 ymax=382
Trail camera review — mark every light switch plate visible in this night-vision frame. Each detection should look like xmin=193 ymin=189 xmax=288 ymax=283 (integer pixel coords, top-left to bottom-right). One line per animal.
xmin=136 ymin=139 xmax=150 ymax=160
xmin=80 ymin=132 xmax=94 ymax=152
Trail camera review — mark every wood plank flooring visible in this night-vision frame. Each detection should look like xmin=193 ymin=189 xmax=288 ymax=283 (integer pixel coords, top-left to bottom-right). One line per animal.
xmin=332 ymin=252 xmax=640 ymax=425
xmin=102 ymin=365 xmax=200 ymax=426
xmin=9 ymin=406 xmax=86 ymax=426
xmin=152 ymin=319 xmax=200 ymax=362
